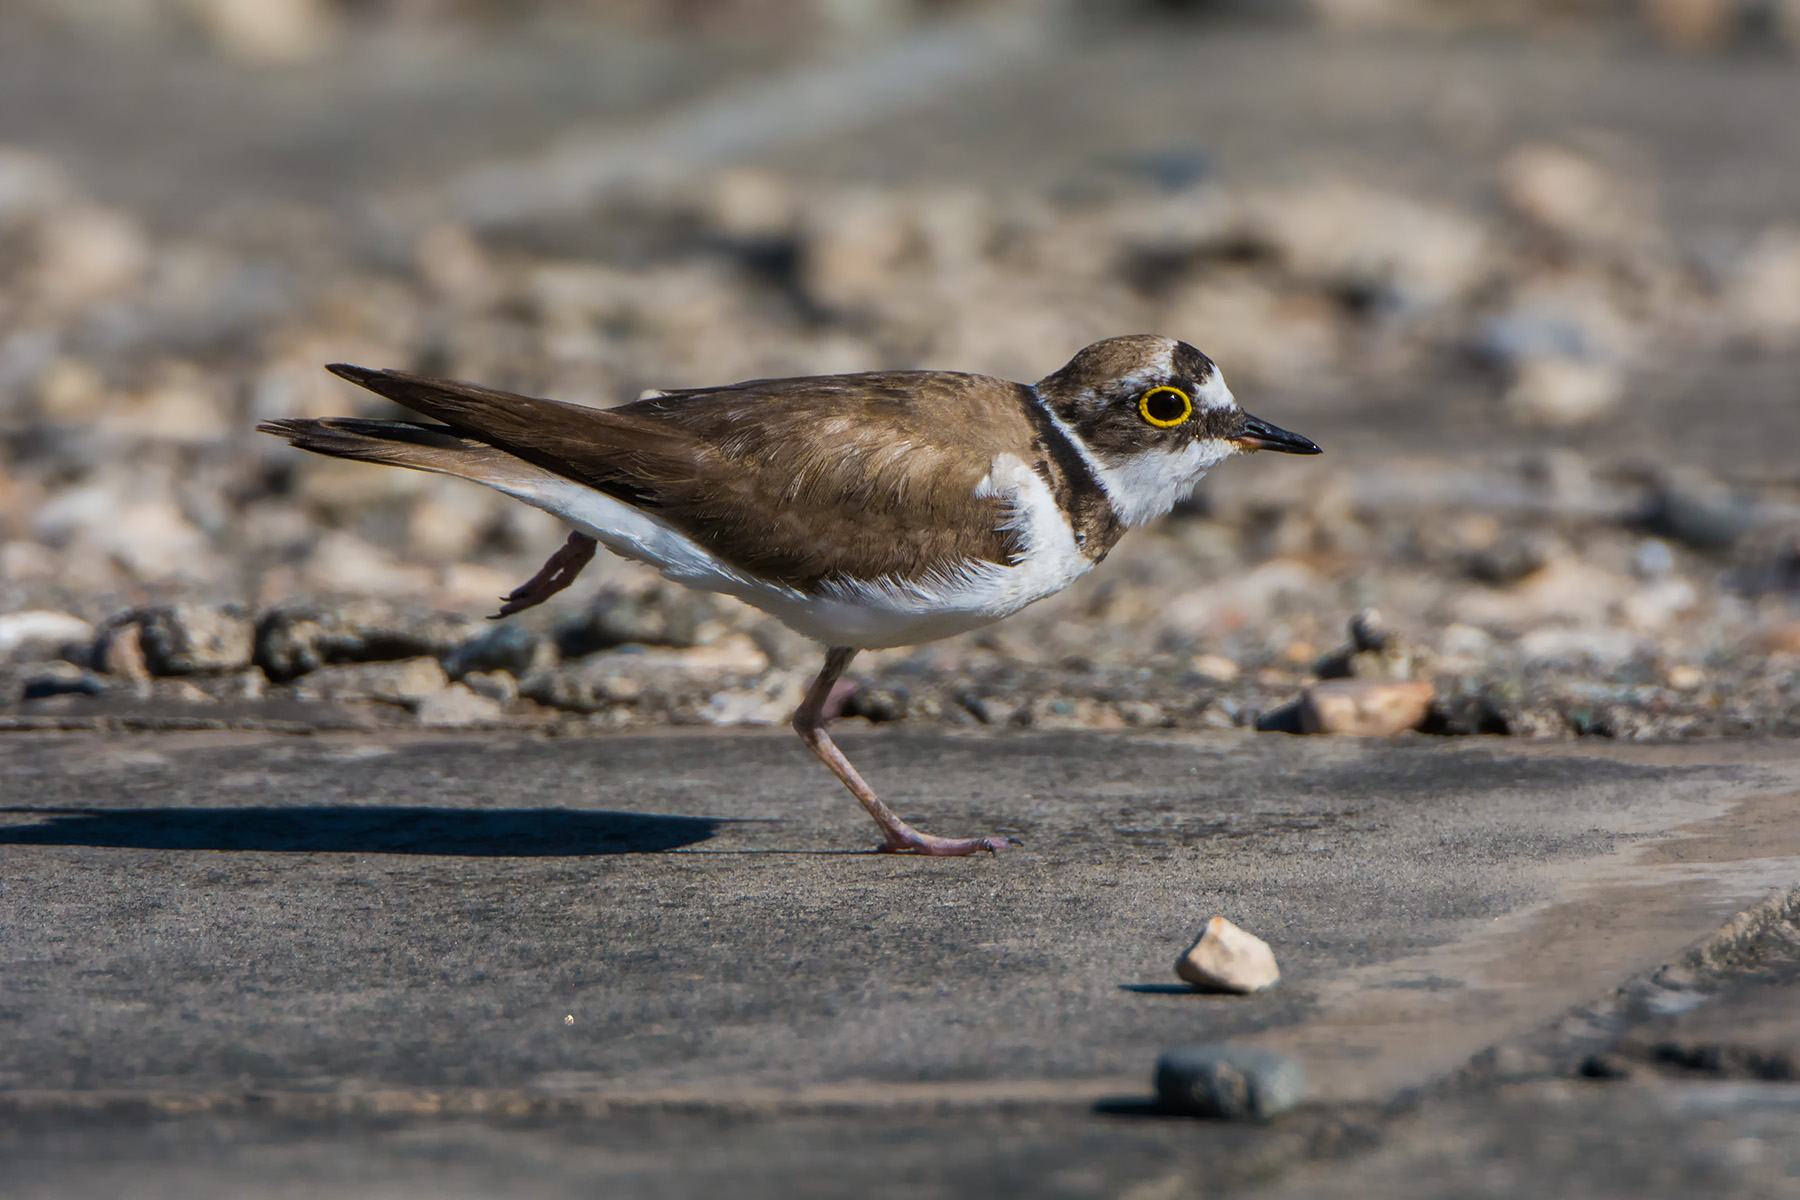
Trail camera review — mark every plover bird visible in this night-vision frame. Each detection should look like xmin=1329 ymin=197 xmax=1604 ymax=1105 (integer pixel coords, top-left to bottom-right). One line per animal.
xmin=261 ymin=335 xmax=1319 ymax=855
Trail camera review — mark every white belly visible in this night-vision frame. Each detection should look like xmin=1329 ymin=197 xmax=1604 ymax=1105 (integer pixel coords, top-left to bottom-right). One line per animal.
xmin=493 ymin=453 xmax=1095 ymax=650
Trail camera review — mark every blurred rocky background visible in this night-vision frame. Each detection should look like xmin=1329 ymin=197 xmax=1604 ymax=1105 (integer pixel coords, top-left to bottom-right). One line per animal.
xmin=2 ymin=0 xmax=1798 ymax=741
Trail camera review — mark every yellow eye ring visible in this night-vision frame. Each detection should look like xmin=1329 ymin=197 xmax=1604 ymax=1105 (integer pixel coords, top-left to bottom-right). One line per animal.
xmin=1138 ymin=385 xmax=1193 ymax=428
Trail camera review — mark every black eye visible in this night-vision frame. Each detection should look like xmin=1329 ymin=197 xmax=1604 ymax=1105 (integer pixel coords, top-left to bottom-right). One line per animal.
xmin=1138 ymin=385 xmax=1192 ymax=428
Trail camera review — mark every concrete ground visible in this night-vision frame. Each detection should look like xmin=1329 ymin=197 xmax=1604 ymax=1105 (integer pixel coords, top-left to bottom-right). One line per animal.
xmin=4 ymin=727 xmax=1800 ymax=1196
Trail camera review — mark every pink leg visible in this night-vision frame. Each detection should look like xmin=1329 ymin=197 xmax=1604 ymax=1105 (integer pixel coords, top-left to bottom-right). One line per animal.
xmin=490 ymin=532 xmax=598 ymax=619
xmin=794 ymin=647 xmax=1016 ymax=856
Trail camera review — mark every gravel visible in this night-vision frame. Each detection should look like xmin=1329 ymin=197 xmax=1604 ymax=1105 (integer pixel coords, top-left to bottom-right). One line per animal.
xmin=0 ymin=16 xmax=1797 ymax=745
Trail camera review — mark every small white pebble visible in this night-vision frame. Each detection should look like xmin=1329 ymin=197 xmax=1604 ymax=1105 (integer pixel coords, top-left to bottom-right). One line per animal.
xmin=1176 ymin=916 xmax=1281 ymax=993
xmin=1665 ymin=664 xmax=1705 ymax=691
xmin=1191 ymin=653 xmax=1240 ymax=683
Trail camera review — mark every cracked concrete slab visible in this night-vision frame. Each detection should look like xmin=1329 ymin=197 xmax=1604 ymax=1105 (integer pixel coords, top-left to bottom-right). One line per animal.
xmin=3 ymin=731 xmax=1800 ymax=1195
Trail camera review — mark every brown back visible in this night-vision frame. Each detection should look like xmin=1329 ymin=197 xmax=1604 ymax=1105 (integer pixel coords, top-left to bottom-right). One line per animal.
xmin=327 ymin=365 xmax=1040 ymax=589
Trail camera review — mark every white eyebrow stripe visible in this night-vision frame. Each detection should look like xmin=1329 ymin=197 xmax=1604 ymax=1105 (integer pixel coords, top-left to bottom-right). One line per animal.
xmin=1194 ymin=369 xmax=1236 ymax=411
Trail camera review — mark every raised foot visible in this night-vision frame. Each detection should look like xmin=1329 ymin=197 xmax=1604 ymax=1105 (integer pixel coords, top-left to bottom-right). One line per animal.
xmin=877 ymin=831 xmax=1021 ymax=857
xmin=489 ymin=531 xmax=597 ymax=619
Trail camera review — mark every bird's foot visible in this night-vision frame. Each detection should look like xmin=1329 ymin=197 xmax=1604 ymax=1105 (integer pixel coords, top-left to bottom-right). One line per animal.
xmin=876 ymin=830 xmax=1021 ymax=856
xmin=490 ymin=532 xmax=598 ymax=618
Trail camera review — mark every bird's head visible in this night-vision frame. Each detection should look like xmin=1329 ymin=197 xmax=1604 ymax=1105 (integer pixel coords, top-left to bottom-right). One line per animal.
xmin=1033 ymin=335 xmax=1321 ymax=526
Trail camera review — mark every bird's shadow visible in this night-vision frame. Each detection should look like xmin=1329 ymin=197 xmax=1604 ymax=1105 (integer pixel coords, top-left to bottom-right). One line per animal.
xmin=0 ymin=806 xmax=727 ymax=856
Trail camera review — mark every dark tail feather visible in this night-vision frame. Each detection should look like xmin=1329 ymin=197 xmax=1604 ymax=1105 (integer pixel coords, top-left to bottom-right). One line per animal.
xmin=322 ymin=363 xmax=632 ymax=446
xmin=319 ymin=363 xmax=699 ymax=493
xmin=256 ymin=417 xmax=527 ymax=483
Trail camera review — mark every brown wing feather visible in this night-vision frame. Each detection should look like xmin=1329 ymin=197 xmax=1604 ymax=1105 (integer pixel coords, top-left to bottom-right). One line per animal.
xmin=318 ymin=365 xmax=1036 ymax=589
xmin=617 ymin=372 xmax=1035 ymax=588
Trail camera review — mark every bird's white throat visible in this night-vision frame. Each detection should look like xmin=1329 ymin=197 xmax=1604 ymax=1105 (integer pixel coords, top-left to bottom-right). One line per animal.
xmin=1091 ymin=438 xmax=1235 ymax=527
xmin=1027 ymin=388 xmax=1236 ymax=528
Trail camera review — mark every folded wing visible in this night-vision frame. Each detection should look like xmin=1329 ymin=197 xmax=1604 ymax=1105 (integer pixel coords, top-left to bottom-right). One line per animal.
xmin=260 ymin=365 xmax=1029 ymax=591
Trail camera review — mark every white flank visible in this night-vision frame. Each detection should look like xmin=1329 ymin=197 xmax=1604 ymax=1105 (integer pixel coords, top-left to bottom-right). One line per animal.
xmin=519 ymin=477 xmax=750 ymax=588
xmin=478 ymin=453 xmax=1093 ymax=651
xmin=800 ymin=451 xmax=1092 ymax=647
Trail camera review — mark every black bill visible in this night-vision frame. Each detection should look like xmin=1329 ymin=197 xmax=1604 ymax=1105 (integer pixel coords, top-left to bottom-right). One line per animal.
xmin=1233 ymin=413 xmax=1321 ymax=455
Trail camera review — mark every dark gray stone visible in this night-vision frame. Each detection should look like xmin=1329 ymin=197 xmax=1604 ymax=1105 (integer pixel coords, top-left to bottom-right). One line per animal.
xmin=19 ymin=662 xmax=110 ymax=700
xmin=845 ymin=682 xmax=910 ymax=723
xmin=1464 ymin=532 xmax=1561 ymax=586
xmin=1642 ymin=473 xmax=1754 ymax=551
xmin=131 ymin=603 xmax=254 ymax=676
xmin=1155 ymin=1044 xmax=1306 ymax=1120
xmin=552 ymin=584 xmax=718 ymax=658
xmin=254 ymin=602 xmax=478 ymax=683
xmin=442 ymin=622 xmax=545 ymax=680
